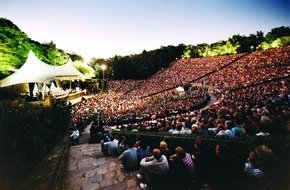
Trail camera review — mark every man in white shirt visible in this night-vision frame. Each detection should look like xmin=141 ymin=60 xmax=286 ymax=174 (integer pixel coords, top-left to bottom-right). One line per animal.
xmin=137 ymin=148 xmax=170 ymax=189
xmin=70 ymin=128 xmax=80 ymax=145
xmin=102 ymin=136 xmax=119 ymax=156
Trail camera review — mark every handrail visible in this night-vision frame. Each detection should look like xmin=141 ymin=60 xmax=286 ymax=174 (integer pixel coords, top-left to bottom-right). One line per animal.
xmin=111 ymin=130 xmax=290 ymax=148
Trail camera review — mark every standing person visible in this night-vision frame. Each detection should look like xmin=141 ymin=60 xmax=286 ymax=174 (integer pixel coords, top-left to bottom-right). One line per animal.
xmin=76 ymin=117 xmax=84 ymax=133
xmin=118 ymin=139 xmax=139 ymax=171
xmin=170 ymin=146 xmax=195 ymax=190
xmin=70 ymin=127 xmax=80 ymax=145
xmin=137 ymin=149 xmax=170 ymax=190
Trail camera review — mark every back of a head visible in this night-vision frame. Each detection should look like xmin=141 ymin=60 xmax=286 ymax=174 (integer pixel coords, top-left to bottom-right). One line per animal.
xmin=254 ymin=145 xmax=278 ymax=166
xmin=194 ymin=139 xmax=202 ymax=148
xmin=225 ymin=120 xmax=234 ymax=129
xmin=160 ymin=141 xmax=168 ymax=150
xmin=127 ymin=138 xmax=135 ymax=148
xmin=153 ymin=148 xmax=162 ymax=159
xmin=139 ymin=139 xmax=148 ymax=150
xmin=175 ymin=146 xmax=186 ymax=159
xmin=215 ymin=143 xmax=230 ymax=157
xmin=111 ymin=134 xmax=118 ymax=141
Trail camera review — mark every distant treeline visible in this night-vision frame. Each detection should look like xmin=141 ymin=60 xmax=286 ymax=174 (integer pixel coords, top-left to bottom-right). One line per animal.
xmin=1 ymin=17 xmax=290 ymax=80
xmin=92 ymin=26 xmax=290 ymax=79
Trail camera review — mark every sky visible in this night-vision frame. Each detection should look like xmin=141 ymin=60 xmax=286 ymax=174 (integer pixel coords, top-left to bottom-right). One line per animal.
xmin=0 ymin=0 xmax=289 ymax=61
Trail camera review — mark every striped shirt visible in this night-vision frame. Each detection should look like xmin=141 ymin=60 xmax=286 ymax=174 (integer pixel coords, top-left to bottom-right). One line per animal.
xmin=182 ymin=153 xmax=195 ymax=175
xmin=244 ymin=162 xmax=264 ymax=178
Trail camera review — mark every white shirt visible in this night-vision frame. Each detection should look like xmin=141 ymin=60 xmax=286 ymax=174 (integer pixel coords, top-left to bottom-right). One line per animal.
xmin=70 ymin=129 xmax=80 ymax=139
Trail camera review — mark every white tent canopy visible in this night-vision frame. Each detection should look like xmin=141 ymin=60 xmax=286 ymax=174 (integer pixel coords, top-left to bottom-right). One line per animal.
xmin=0 ymin=50 xmax=88 ymax=87
xmin=51 ymin=58 xmax=88 ymax=80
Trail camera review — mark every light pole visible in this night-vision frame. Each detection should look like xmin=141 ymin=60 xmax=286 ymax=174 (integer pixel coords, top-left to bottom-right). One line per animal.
xmin=100 ymin=64 xmax=107 ymax=80
xmin=100 ymin=64 xmax=107 ymax=91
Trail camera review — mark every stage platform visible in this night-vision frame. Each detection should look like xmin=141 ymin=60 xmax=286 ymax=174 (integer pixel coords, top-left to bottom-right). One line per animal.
xmin=31 ymin=90 xmax=92 ymax=106
xmin=52 ymin=90 xmax=86 ymax=104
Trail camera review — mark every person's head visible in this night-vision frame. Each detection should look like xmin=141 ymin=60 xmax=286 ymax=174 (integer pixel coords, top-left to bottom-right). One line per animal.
xmin=175 ymin=146 xmax=186 ymax=159
xmin=194 ymin=139 xmax=202 ymax=149
xmin=153 ymin=148 xmax=162 ymax=160
xmin=160 ymin=141 xmax=168 ymax=150
xmin=110 ymin=134 xmax=118 ymax=141
xmin=225 ymin=120 xmax=233 ymax=129
xmin=215 ymin=143 xmax=230 ymax=156
xmin=208 ymin=117 xmax=214 ymax=124
xmin=139 ymin=139 xmax=148 ymax=150
xmin=162 ymin=136 xmax=171 ymax=146
xmin=176 ymin=122 xmax=183 ymax=131
xmin=216 ymin=123 xmax=224 ymax=131
xmin=198 ymin=122 xmax=206 ymax=130
xmin=253 ymin=145 xmax=278 ymax=168
xmin=127 ymin=138 xmax=135 ymax=148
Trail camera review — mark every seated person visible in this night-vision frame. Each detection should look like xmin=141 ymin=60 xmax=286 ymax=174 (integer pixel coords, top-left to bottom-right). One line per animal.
xmin=137 ymin=148 xmax=170 ymax=190
xmin=160 ymin=141 xmax=171 ymax=161
xmin=137 ymin=139 xmax=151 ymax=162
xmin=244 ymin=145 xmax=278 ymax=189
xmin=101 ymin=135 xmax=119 ymax=156
xmin=101 ymin=130 xmax=111 ymax=142
xmin=118 ymin=135 xmax=129 ymax=154
xmin=207 ymin=143 xmax=236 ymax=190
xmin=89 ymin=122 xmax=105 ymax=143
xmin=118 ymin=139 xmax=139 ymax=171
xmin=170 ymin=146 xmax=195 ymax=190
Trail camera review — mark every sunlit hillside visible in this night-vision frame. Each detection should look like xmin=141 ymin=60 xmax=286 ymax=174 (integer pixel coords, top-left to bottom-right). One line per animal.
xmin=0 ymin=18 xmax=85 ymax=79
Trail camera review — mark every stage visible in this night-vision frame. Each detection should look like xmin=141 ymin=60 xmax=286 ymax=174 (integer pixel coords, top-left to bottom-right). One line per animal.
xmin=30 ymin=90 xmax=88 ymax=106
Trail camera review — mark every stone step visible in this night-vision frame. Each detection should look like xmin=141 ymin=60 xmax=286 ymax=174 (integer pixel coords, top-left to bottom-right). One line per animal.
xmin=63 ymin=143 xmax=140 ymax=190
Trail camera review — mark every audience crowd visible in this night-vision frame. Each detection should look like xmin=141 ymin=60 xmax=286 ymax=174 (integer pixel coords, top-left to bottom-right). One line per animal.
xmin=199 ymin=45 xmax=290 ymax=91
xmin=94 ymin=127 xmax=285 ymax=189
xmin=69 ymin=45 xmax=290 ymax=189
xmin=71 ymin=45 xmax=290 ymax=138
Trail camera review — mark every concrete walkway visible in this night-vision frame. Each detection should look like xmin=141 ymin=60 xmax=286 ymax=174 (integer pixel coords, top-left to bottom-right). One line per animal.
xmin=63 ymin=125 xmax=141 ymax=190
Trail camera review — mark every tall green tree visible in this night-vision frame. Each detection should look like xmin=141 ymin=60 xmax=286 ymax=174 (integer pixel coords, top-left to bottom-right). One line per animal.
xmin=265 ymin=26 xmax=290 ymax=43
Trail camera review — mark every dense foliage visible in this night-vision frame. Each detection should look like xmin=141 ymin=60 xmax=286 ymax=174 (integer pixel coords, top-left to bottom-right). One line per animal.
xmin=109 ymin=45 xmax=185 ymax=79
xmin=90 ymin=26 xmax=290 ymax=79
xmin=0 ymin=18 xmax=87 ymax=79
xmin=0 ymin=101 xmax=70 ymax=189
xmin=182 ymin=28 xmax=290 ymax=59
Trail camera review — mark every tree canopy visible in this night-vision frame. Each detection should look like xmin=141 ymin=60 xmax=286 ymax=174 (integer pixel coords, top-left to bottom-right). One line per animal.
xmin=94 ymin=26 xmax=290 ymax=79
xmin=0 ymin=18 xmax=90 ymax=79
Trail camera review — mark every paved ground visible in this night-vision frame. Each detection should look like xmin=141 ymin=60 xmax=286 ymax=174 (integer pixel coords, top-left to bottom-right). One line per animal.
xmin=63 ymin=124 xmax=141 ymax=190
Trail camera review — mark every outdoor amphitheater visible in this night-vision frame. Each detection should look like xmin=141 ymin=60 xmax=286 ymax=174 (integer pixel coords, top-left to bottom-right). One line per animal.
xmin=2 ymin=44 xmax=286 ymax=190
xmin=0 ymin=7 xmax=290 ymax=188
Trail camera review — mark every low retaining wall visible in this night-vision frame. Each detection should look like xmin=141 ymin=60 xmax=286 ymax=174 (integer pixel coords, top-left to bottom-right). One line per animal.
xmin=17 ymin=135 xmax=70 ymax=190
